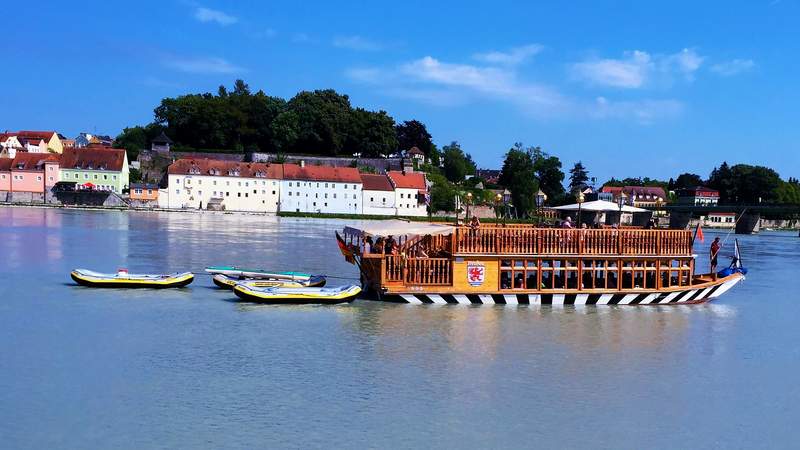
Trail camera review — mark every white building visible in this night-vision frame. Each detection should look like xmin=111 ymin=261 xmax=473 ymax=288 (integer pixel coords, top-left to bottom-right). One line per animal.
xmin=167 ymin=159 xmax=282 ymax=212
xmin=0 ymin=134 xmax=22 ymax=158
xmin=280 ymin=163 xmax=362 ymax=214
xmin=361 ymin=173 xmax=396 ymax=215
xmin=387 ymin=170 xmax=428 ymax=217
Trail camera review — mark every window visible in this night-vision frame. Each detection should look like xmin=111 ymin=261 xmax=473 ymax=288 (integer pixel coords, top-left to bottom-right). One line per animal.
xmin=176 ymin=189 xmax=180 ymax=194
xmin=370 ymin=197 xmax=374 ymax=202
xmin=186 ymin=179 xmax=191 ymax=185
xmin=213 ymin=180 xmax=217 ymax=186
xmin=333 ymin=193 xmax=337 ymax=199
xmin=296 ymin=192 xmax=299 ymax=196
xmin=324 ymin=202 xmax=328 ymax=207
xmin=324 ymin=193 xmax=328 ymax=199
xmin=84 ymin=174 xmax=89 ymax=179
xmin=253 ymin=189 xmax=257 ymax=194
xmin=245 ymin=193 xmax=248 ymax=198
xmin=49 ymin=176 xmax=54 ymax=181
xmin=289 ymin=192 xmax=292 ymax=196
xmin=344 ymin=184 xmax=348 ymax=189
xmin=113 ymin=176 xmax=117 ymax=180
xmin=37 ymin=176 xmax=42 ymax=181
xmin=238 ymin=193 xmax=241 ymax=197
xmin=104 ymin=175 xmax=108 ymax=180
xmin=198 ymin=179 xmax=202 ymax=185
xmin=94 ymin=175 xmax=98 ymax=180
xmin=325 ymin=183 xmax=329 ymax=188
xmin=272 ymin=191 xmax=276 ymax=195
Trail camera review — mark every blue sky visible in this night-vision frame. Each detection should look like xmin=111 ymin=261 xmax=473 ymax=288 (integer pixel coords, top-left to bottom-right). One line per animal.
xmin=3 ymin=0 xmax=798 ymax=183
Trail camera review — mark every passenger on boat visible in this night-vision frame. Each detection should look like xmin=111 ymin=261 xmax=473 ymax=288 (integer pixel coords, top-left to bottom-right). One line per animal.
xmin=373 ymin=237 xmax=385 ymax=254
xmin=364 ymin=236 xmax=374 ymax=254
xmin=384 ymin=235 xmax=396 ymax=254
xmin=711 ymin=237 xmax=722 ymax=274
xmin=469 ymin=215 xmax=481 ymax=235
xmin=561 ymin=217 xmax=573 ymax=228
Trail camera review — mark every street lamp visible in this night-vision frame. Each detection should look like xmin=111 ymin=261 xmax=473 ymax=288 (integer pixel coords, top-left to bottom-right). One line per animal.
xmin=465 ymin=192 xmax=473 ymax=222
xmin=495 ymin=193 xmax=503 ymax=220
xmin=617 ymin=192 xmax=628 ymax=226
xmin=576 ymin=191 xmax=585 ymax=227
xmin=535 ymin=189 xmax=547 ymax=225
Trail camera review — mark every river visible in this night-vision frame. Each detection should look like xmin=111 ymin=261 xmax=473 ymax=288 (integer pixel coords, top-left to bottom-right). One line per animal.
xmin=1 ymin=207 xmax=798 ymax=449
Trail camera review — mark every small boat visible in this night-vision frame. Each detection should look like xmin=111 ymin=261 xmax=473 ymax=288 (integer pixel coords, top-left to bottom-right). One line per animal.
xmin=205 ymin=265 xmax=314 ymax=281
xmin=212 ymin=274 xmax=326 ymax=290
xmin=232 ymin=284 xmax=361 ymax=304
xmin=71 ymin=268 xmax=194 ymax=288
xmin=718 ymin=239 xmax=749 ymax=277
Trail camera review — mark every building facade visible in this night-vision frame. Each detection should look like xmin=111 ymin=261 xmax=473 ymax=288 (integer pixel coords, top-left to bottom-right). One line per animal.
xmin=17 ymin=131 xmax=63 ymax=154
xmin=280 ymin=164 xmax=362 ymax=214
xmin=129 ymin=182 xmax=160 ymax=205
xmin=0 ymin=153 xmax=60 ymax=195
xmin=677 ymin=187 xmax=720 ymax=206
xmin=361 ymin=173 xmax=396 ymax=215
xmin=387 ymin=171 xmax=427 ymax=217
xmin=59 ymin=147 xmax=129 ymax=193
xmin=167 ymin=159 xmax=282 ymax=212
xmin=0 ymin=134 xmax=22 ymax=158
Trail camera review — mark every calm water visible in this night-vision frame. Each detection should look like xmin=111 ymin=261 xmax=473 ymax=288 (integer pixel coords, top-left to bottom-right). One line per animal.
xmin=1 ymin=207 xmax=798 ymax=449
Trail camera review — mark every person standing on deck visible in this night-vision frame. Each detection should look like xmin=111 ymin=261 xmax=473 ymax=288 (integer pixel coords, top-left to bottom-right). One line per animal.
xmin=711 ymin=237 xmax=722 ymax=274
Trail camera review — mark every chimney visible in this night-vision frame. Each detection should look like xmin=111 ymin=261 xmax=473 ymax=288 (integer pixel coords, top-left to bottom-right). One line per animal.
xmin=300 ymin=160 xmax=305 ymax=168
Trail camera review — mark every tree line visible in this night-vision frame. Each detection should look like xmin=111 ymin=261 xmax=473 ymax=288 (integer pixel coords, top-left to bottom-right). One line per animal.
xmin=114 ymin=79 xmax=440 ymax=161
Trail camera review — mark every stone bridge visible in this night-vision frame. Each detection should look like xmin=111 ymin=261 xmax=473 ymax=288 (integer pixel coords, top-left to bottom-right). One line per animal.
xmin=650 ymin=204 xmax=800 ymax=234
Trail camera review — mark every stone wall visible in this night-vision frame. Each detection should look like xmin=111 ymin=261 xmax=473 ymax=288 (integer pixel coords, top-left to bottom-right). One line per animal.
xmin=248 ymin=153 xmax=407 ymax=173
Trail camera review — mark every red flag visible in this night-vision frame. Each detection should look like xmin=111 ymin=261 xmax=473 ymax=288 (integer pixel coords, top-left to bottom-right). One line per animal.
xmin=694 ymin=223 xmax=705 ymax=243
xmin=335 ymin=231 xmax=356 ymax=264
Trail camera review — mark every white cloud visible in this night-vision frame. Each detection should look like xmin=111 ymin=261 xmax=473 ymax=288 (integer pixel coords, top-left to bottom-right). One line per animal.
xmin=591 ymin=96 xmax=683 ymax=124
xmin=163 ymin=56 xmax=245 ymax=74
xmin=473 ymin=44 xmax=544 ymax=65
xmin=710 ymin=59 xmax=755 ymax=76
xmin=347 ymin=53 xmax=684 ymax=123
xmin=571 ymin=48 xmax=704 ymax=88
xmin=571 ymin=50 xmax=652 ymax=88
xmin=193 ymin=6 xmax=237 ymax=26
xmin=333 ymin=35 xmax=382 ymax=51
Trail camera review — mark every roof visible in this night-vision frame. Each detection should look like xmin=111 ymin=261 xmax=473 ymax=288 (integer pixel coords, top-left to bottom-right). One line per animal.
xmin=407 ymin=146 xmax=424 ymax=155
xmin=0 ymin=158 xmax=13 ymax=171
xmin=17 ymin=131 xmax=56 ymax=141
xmin=60 ymin=147 xmax=126 ymax=171
xmin=601 ymin=185 xmax=667 ymax=200
xmin=360 ymin=173 xmax=394 ymax=191
xmin=343 ymin=220 xmax=454 ymax=238
xmin=167 ymin=158 xmax=281 ymax=179
xmin=152 ymin=131 xmax=173 ymax=144
xmin=387 ymin=170 xmax=426 ymax=190
xmin=282 ymin=163 xmax=362 ymax=183
xmin=553 ymin=200 xmax=648 ymax=213
xmin=130 ymin=182 xmax=160 ymax=190
xmin=677 ymin=186 xmax=719 ymax=196
xmin=709 ymin=212 xmax=736 ymax=216
xmin=9 ymin=153 xmax=59 ymax=171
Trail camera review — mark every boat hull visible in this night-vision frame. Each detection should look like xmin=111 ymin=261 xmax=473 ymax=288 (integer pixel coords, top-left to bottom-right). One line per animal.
xmin=212 ymin=274 xmax=326 ymax=290
xmin=71 ymin=271 xmax=194 ymax=289
xmin=232 ymin=284 xmax=360 ymax=305
xmin=374 ymin=273 xmax=744 ymax=305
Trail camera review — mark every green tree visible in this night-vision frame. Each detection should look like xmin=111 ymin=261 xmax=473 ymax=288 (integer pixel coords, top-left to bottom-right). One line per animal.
xmin=396 ymin=120 xmax=434 ymax=155
xmin=442 ymin=141 xmax=469 ymax=183
xmin=673 ymin=173 xmax=704 ymax=190
xmin=346 ymin=108 xmax=397 ymax=157
xmin=498 ymin=143 xmax=537 ymax=216
xmin=531 ymin=147 xmax=565 ymax=204
xmin=427 ymin=172 xmax=456 ymax=212
xmin=568 ymin=161 xmax=589 ymax=193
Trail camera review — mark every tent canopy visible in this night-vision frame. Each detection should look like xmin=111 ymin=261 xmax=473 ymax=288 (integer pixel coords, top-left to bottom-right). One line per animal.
xmin=343 ymin=220 xmax=454 ymax=238
xmin=553 ymin=200 xmax=648 ymax=213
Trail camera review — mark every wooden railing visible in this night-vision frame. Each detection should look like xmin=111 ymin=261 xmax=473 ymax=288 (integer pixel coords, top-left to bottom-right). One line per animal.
xmin=383 ymin=256 xmax=452 ymax=285
xmin=404 ymin=258 xmax=452 ymax=285
xmin=454 ymin=227 xmax=692 ymax=256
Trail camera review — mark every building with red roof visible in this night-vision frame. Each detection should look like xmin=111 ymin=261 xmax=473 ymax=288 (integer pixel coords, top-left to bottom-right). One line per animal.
xmin=280 ymin=162 xmax=363 ymax=214
xmin=167 ymin=158 xmax=282 ymax=212
xmin=59 ymin=147 xmax=129 ymax=193
xmin=361 ymin=173 xmax=396 ymax=215
xmin=387 ymin=170 xmax=428 ymax=216
xmin=676 ymin=186 xmax=719 ymax=206
xmin=600 ymin=185 xmax=668 ymax=208
xmin=0 ymin=153 xmax=60 ymax=195
xmin=16 ymin=131 xmax=64 ymax=154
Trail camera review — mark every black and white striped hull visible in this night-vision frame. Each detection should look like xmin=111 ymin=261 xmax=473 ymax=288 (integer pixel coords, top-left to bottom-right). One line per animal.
xmin=381 ymin=276 xmax=743 ymax=306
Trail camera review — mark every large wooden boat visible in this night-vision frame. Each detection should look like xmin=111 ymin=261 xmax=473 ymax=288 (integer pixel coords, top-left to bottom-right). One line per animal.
xmin=339 ymin=221 xmax=744 ymax=305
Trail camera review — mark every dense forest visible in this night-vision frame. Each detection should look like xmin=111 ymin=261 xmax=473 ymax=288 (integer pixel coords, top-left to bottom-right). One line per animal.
xmin=114 ymin=79 xmax=438 ymax=161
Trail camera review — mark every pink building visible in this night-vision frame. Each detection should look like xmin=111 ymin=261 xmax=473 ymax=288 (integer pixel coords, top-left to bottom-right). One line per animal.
xmin=0 ymin=153 xmax=60 ymax=193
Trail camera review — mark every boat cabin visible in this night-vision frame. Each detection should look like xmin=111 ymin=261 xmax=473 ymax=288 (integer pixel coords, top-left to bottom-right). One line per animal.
xmin=342 ymin=221 xmax=699 ymax=298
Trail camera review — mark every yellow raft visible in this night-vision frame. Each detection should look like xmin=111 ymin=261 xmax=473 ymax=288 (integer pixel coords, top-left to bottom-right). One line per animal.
xmin=71 ymin=269 xmax=194 ymax=288
xmin=233 ymin=284 xmax=361 ymax=304
xmin=212 ymin=274 xmax=326 ymax=290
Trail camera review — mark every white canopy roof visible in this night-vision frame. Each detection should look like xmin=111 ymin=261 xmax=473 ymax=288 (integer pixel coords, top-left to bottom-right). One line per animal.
xmin=343 ymin=220 xmax=454 ymax=238
xmin=553 ymin=200 xmax=648 ymax=213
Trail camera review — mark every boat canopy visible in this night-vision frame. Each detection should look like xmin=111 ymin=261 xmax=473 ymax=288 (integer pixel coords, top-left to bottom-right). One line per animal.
xmin=553 ymin=200 xmax=648 ymax=213
xmin=343 ymin=220 xmax=454 ymax=239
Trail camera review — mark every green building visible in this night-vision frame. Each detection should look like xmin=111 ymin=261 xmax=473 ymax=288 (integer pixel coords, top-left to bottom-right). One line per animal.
xmin=59 ymin=147 xmax=129 ymax=193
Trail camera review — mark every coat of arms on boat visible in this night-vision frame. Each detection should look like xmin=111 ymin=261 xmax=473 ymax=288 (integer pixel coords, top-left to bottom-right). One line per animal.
xmin=467 ymin=262 xmax=485 ymax=287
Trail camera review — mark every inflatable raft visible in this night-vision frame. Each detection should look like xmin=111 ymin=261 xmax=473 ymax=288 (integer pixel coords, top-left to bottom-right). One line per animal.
xmin=71 ymin=269 xmax=194 ymax=288
xmin=232 ymin=284 xmax=361 ymax=304
xmin=205 ymin=266 xmax=314 ymax=281
xmin=212 ymin=274 xmax=326 ymax=290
